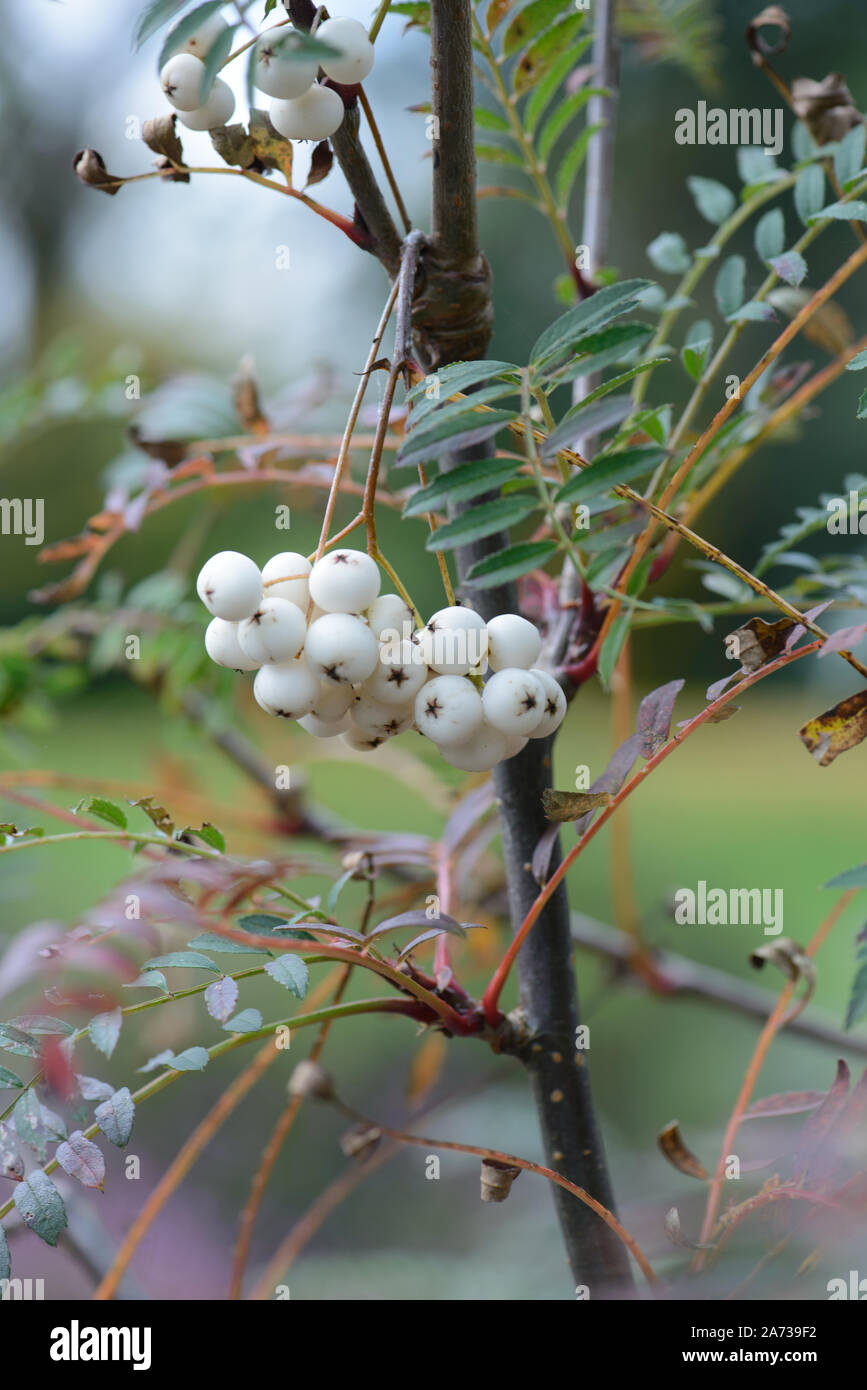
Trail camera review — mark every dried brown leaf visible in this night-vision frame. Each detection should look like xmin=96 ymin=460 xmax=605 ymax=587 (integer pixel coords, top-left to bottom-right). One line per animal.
xmin=746 ymin=5 xmax=790 ymax=61
xmin=727 ymin=616 xmax=795 ymax=672
xmin=72 ymin=149 xmax=124 ymax=196
xmin=658 ymin=1120 xmax=709 ymax=1180
xmin=305 ymin=140 xmax=333 ymax=188
xmin=799 ymin=688 xmax=867 ymax=766
xmin=541 ymin=788 xmax=613 ymax=823
xmin=791 ymin=73 xmax=863 ymax=145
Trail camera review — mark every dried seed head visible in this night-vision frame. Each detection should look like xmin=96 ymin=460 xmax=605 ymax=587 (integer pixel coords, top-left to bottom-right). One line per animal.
xmin=340 ymin=1123 xmax=382 ymax=1161
xmin=288 ymin=1059 xmax=334 ymax=1100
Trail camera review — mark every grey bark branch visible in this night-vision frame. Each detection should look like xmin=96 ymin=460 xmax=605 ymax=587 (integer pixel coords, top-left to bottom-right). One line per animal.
xmin=424 ymin=0 xmax=632 ymax=1294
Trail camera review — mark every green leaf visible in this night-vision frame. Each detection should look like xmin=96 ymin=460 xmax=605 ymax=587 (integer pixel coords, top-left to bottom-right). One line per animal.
xmin=403 ymin=457 xmax=522 ymax=516
xmin=755 ymin=208 xmax=785 ymax=262
xmin=406 ymin=383 xmax=518 ymax=433
xmin=513 ymin=13 xmax=585 ymax=95
xmin=466 ymin=540 xmax=560 ymax=587
xmin=73 ymin=796 xmax=127 ymax=830
xmin=171 ymin=1046 xmax=210 ymax=1071
xmin=475 ymin=107 xmax=512 ymax=133
xmin=134 ymin=0 xmax=187 ymax=49
xmin=238 ymin=912 xmax=293 ymax=936
xmin=768 ymin=250 xmax=806 ymax=287
xmin=687 ymin=176 xmax=735 ymax=225
xmin=542 ymin=364 xmax=669 ymax=457
xmin=11 ymin=1015 xmax=74 ymax=1037
xmin=77 ymin=1075 xmax=116 ymax=1102
xmin=425 ymin=495 xmax=540 ymax=551
xmin=89 ymin=1008 xmax=123 ymax=1060
xmin=523 ymin=40 xmax=587 ymax=129
xmin=554 ymin=446 xmax=666 ymax=505
xmin=857 ymin=388 xmax=867 ymax=420
xmin=475 ymin=143 xmax=525 ymax=168
xmin=13 ymin=1090 xmax=67 ymax=1159
xmin=502 ymin=0 xmax=574 ymax=54
xmin=14 ymin=1170 xmax=67 ymax=1246
xmin=538 ymin=87 xmax=602 ymax=163
xmin=264 ymin=954 xmax=309 ymax=999
xmin=187 ymin=932 xmax=268 ymax=956
xmin=406 ymin=359 xmax=519 ymax=405
xmin=846 ymin=961 xmax=867 ymax=1029
xmin=197 ymin=22 xmax=238 ymax=98
xmin=189 ymin=821 xmax=225 ymax=852
xmin=835 ymin=125 xmax=866 ymax=186
xmin=55 ymin=1132 xmax=106 ymax=1190
xmin=548 ymin=324 xmax=654 ymax=383
xmin=824 ymin=863 xmax=867 ymax=890
xmin=714 ymin=255 xmax=746 ymax=317
xmin=598 ymin=612 xmax=632 ymax=689
xmin=845 ymin=349 xmax=867 ymax=372
xmin=95 ymin=1087 xmax=135 ymax=1147
xmin=794 ymin=164 xmax=825 ymax=225
xmin=808 ymin=200 xmax=867 ymax=224
xmin=395 ymin=410 xmax=519 ymax=469
xmin=0 ymin=1224 xmax=9 ymax=1281
xmin=156 ymin=1 xmax=225 ymax=69
xmin=728 ymin=300 xmax=777 ymax=323
xmin=122 ymin=969 xmax=170 ymax=993
xmin=144 ymin=951 xmax=220 ymax=973
xmin=222 ymin=1009 xmax=263 ymax=1034
xmin=530 ymin=278 xmax=653 ymax=372
xmin=0 ymin=1065 xmax=23 ymax=1089
xmin=0 ymin=1024 xmax=39 ymax=1058
xmin=646 ymin=232 xmax=691 ymax=275
xmin=555 ymin=121 xmax=604 ymax=209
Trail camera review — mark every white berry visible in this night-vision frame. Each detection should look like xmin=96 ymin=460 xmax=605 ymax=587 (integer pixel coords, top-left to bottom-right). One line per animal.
xmin=304 ymin=613 xmax=378 ymax=684
xmin=196 ymin=551 xmax=262 ymax=621
xmin=527 ymin=668 xmax=567 ymax=738
xmin=204 ymin=618 xmax=260 ymax=671
xmin=418 ymin=605 xmax=487 ymax=677
xmin=504 ymin=735 xmax=528 ymax=758
xmin=340 ymin=727 xmax=388 ymax=753
xmin=311 ymin=680 xmax=353 ymax=722
xmin=261 ymin=551 xmax=311 ymax=609
xmin=161 ymin=53 xmax=210 ymax=111
xmin=253 ymin=660 xmax=318 ymax=719
xmin=253 ymin=34 xmax=318 ymax=98
xmin=363 ymin=639 xmax=428 ymax=705
xmin=443 ymin=723 xmax=510 ymax=772
xmin=168 ymin=12 xmax=229 ymax=57
xmin=298 ymin=711 xmax=351 ymax=738
xmin=352 ymin=696 xmax=414 ymax=739
xmin=485 ymin=613 xmax=542 ymax=672
xmin=317 ymin=17 xmax=375 ymax=85
xmin=414 ymin=675 xmax=483 ymax=747
xmin=178 ymin=78 xmax=235 ymax=130
xmin=482 ymin=668 xmax=546 ymax=736
xmin=238 ymin=597 xmax=306 ymax=664
xmin=366 ymin=592 xmax=414 ymax=641
xmin=270 ymin=85 xmax=345 ymax=141
xmin=308 ymin=549 xmax=380 ymax=613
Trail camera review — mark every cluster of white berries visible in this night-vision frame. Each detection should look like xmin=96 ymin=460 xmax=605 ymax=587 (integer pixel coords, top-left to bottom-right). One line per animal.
xmin=196 ymin=547 xmax=566 ymax=772
xmin=159 ymin=13 xmax=374 ymax=141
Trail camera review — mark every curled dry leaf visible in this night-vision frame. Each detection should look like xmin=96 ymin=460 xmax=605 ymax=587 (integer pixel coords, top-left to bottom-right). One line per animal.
xmin=799 ymin=688 xmax=867 ymax=765
xmin=745 ymin=5 xmax=791 ymax=61
xmin=790 ymin=73 xmax=863 ymax=145
xmin=750 ymin=937 xmax=816 ymax=1021
xmin=305 ymin=140 xmax=334 ymax=188
xmin=209 ymin=124 xmax=257 ymax=170
xmin=541 ymin=788 xmax=613 ymax=823
xmin=726 ymin=616 xmax=795 ymax=673
xmin=72 ymin=149 xmax=124 ymax=196
xmin=480 ymin=1157 xmax=521 ymax=1203
xmin=141 ymin=115 xmax=189 ymax=182
xmin=657 ymin=1120 xmax=709 ymax=1180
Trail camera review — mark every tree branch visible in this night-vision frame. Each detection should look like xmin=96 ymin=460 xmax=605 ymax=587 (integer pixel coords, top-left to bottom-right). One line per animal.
xmin=422 ymin=0 xmax=632 ymax=1296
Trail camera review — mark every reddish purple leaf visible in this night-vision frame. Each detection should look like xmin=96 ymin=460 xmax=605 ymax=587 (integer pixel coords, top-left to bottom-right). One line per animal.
xmin=817 ymin=622 xmax=867 ymax=658
xmin=636 ymin=679 xmax=684 ymax=757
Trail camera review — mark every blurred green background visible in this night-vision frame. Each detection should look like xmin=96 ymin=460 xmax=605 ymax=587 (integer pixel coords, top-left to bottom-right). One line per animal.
xmin=0 ymin=0 xmax=866 ymax=1300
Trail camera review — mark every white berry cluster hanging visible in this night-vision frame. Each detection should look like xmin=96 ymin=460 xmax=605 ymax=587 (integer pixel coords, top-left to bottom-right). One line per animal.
xmin=196 ymin=548 xmax=566 ymax=772
xmin=159 ymin=13 xmax=375 ymax=141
